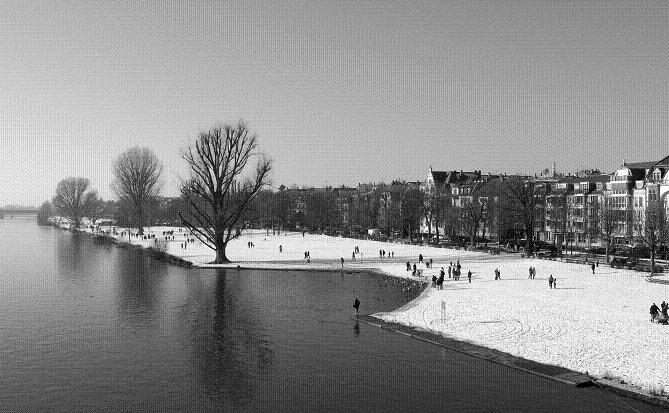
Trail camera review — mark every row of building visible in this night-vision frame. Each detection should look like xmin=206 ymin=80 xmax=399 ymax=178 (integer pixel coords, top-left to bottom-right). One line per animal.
xmin=279 ymin=155 xmax=669 ymax=248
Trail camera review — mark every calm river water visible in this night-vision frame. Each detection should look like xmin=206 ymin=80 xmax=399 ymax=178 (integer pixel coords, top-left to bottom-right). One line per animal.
xmin=0 ymin=220 xmax=661 ymax=412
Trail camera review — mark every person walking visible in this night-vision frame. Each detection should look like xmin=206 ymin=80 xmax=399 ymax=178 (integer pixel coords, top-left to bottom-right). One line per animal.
xmin=529 ymin=266 xmax=533 ymax=279
xmin=353 ymin=298 xmax=360 ymax=316
xmin=548 ymin=274 xmax=554 ymax=289
xmin=591 ymin=263 xmax=596 ymax=274
xmin=650 ymin=303 xmax=660 ymax=322
xmin=438 ymin=268 xmax=445 ymax=289
xmin=341 ymin=257 xmax=344 ymax=267
xmin=352 ymin=251 xmax=356 ymax=261
xmin=467 ymin=270 xmax=472 ymax=283
xmin=432 ymin=274 xmax=437 ymax=288
xmin=448 ymin=266 xmax=452 ymax=278
xmin=419 ymin=254 xmax=423 ymax=264
xmin=406 ymin=261 xmax=411 ymax=271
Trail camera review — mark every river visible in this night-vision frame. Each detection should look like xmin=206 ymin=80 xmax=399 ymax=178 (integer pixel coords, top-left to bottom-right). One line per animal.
xmin=0 ymin=220 xmax=661 ymax=412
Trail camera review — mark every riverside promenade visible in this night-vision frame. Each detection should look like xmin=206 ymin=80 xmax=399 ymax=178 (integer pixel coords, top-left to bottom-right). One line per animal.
xmin=83 ymin=225 xmax=669 ymax=404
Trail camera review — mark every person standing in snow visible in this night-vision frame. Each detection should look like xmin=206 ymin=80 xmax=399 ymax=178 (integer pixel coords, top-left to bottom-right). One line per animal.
xmin=528 ymin=267 xmax=533 ymax=279
xmin=353 ymin=298 xmax=360 ymax=316
xmin=548 ymin=274 xmax=554 ymax=289
xmin=650 ymin=303 xmax=660 ymax=322
xmin=591 ymin=263 xmax=595 ymax=274
xmin=432 ymin=274 xmax=437 ymax=288
xmin=438 ymin=268 xmax=445 ymax=289
xmin=467 ymin=270 xmax=472 ymax=283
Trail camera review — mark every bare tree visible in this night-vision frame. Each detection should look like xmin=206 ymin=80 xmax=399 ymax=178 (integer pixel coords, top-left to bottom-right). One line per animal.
xmin=111 ymin=146 xmax=164 ymax=235
xmin=36 ymin=201 xmax=52 ymax=226
xmin=503 ymin=178 xmax=545 ymax=255
xmin=52 ymin=177 xmax=102 ymax=229
xmin=590 ymin=197 xmax=621 ymax=262
xmin=633 ymin=200 xmax=669 ymax=269
xmin=461 ymin=194 xmax=487 ymax=249
xmin=401 ymin=187 xmax=423 ymax=242
xmin=180 ymin=122 xmax=271 ymax=263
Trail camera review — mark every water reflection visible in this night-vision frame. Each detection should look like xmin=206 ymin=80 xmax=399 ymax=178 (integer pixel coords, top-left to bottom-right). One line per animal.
xmin=115 ymin=249 xmax=167 ymax=318
xmin=55 ymin=230 xmax=84 ymax=277
xmin=188 ymin=271 xmax=273 ymax=408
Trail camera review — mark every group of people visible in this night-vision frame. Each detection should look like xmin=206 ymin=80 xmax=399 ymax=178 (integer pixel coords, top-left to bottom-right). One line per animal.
xmin=450 ymin=261 xmax=462 ymax=280
xmin=304 ymin=251 xmax=311 ymax=262
xmin=650 ymin=301 xmax=669 ymax=324
xmin=548 ymin=274 xmax=557 ymax=289
xmin=379 ymin=249 xmax=394 ymax=259
xmin=494 ymin=268 xmax=501 ymax=280
xmin=247 ymin=241 xmax=255 ymax=248
xmin=180 ymin=237 xmax=195 ymax=250
xmin=528 ymin=266 xmax=537 ymax=279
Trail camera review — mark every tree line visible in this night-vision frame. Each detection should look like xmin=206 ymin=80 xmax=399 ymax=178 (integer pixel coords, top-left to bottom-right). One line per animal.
xmin=39 ymin=121 xmax=271 ymax=264
xmin=36 ymin=120 xmax=668 ymax=266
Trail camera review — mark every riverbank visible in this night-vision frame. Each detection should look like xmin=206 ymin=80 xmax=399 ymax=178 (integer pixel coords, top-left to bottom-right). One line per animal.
xmin=72 ymin=225 xmax=669 ymax=403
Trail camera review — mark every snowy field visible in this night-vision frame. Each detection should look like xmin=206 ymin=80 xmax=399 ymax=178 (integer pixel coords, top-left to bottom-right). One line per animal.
xmin=92 ymin=226 xmax=669 ymax=394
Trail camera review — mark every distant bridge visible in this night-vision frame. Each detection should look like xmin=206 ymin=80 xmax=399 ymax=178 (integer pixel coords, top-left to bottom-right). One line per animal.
xmin=0 ymin=208 xmax=38 ymax=219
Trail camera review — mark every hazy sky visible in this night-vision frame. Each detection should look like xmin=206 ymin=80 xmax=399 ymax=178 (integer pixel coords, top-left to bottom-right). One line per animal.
xmin=1 ymin=0 xmax=667 ymax=206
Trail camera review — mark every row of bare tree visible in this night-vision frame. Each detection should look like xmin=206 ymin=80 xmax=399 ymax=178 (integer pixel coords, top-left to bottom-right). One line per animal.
xmin=43 ymin=121 xmax=271 ymax=264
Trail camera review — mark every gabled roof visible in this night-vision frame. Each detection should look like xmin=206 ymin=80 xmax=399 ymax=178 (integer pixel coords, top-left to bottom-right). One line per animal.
xmin=430 ymin=170 xmax=450 ymax=186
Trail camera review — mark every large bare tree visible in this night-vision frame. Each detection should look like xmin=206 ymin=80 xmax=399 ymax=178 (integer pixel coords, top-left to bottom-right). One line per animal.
xmin=52 ymin=177 xmax=102 ymax=229
xmin=111 ymin=146 xmax=164 ymax=235
xmin=180 ymin=122 xmax=271 ymax=263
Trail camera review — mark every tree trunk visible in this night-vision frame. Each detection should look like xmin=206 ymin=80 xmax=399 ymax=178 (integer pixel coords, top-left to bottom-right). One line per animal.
xmin=651 ymin=249 xmax=655 ymax=269
xmin=214 ymin=240 xmax=229 ymax=264
xmin=137 ymin=205 xmax=144 ymax=235
xmin=605 ymin=244 xmax=610 ymax=263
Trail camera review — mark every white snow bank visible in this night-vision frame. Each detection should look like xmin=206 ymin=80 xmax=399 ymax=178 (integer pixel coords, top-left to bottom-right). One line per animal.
xmin=90 ymin=226 xmax=669 ymax=394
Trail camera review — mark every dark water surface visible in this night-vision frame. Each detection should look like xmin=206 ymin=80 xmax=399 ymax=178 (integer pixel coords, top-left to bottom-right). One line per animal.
xmin=0 ymin=220 xmax=661 ymax=412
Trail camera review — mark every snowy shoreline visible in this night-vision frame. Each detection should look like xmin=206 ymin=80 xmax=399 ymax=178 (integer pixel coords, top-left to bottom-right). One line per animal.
xmin=74 ymin=225 xmax=669 ymax=399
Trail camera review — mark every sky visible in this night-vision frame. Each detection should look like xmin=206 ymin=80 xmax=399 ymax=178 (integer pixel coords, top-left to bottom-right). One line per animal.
xmin=1 ymin=0 xmax=667 ymax=206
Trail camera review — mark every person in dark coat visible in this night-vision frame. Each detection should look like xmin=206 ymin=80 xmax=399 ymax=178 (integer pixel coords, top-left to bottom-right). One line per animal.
xmin=353 ymin=298 xmax=360 ymax=316
xmin=548 ymin=274 xmax=554 ymax=289
xmin=438 ymin=268 xmax=445 ymax=289
xmin=419 ymin=254 xmax=423 ymax=263
xmin=406 ymin=261 xmax=411 ymax=271
xmin=432 ymin=274 xmax=437 ymax=288
xmin=591 ymin=263 xmax=596 ymax=274
xmin=650 ymin=303 xmax=660 ymax=322
xmin=467 ymin=270 xmax=472 ymax=283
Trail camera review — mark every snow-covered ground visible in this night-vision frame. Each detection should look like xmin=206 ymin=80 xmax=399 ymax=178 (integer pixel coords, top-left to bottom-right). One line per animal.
xmin=90 ymin=225 xmax=669 ymax=394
